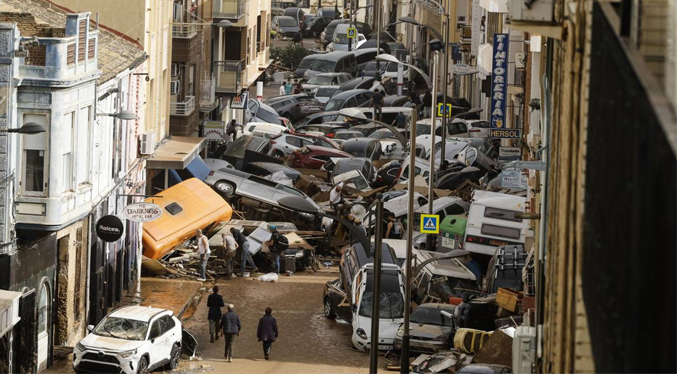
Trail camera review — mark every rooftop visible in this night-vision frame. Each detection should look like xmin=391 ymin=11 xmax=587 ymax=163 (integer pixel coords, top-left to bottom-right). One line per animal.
xmin=0 ymin=0 xmax=145 ymax=84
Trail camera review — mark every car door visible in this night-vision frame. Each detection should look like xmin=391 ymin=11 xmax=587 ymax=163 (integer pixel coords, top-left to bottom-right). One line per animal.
xmin=159 ymin=315 xmax=179 ymax=358
xmin=285 ymin=135 xmax=304 ymax=154
xmin=147 ymin=318 xmax=170 ymax=367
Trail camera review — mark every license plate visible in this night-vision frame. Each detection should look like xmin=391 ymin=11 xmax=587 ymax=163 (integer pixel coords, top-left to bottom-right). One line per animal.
xmin=442 ymin=236 xmax=455 ymax=248
xmin=377 ymin=345 xmax=391 ymax=350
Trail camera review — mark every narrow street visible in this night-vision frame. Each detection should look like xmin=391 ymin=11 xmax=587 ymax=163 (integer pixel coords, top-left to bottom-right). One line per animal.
xmin=177 ymin=269 xmax=377 ymax=373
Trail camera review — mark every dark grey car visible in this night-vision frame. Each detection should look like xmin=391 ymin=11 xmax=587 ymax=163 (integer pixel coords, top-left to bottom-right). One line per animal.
xmin=393 ymin=303 xmax=456 ymax=353
xmin=339 ymin=137 xmax=383 ymax=160
xmin=324 ymin=89 xmax=374 ymax=111
xmin=272 ymin=16 xmax=300 ymax=38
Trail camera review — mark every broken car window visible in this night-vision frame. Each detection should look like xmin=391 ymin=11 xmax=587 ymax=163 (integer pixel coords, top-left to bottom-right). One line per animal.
xmin=93 ymin=317 xmax=149 ymax=341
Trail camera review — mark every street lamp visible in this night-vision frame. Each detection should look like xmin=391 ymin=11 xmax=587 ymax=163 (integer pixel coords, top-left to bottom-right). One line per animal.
xmin=376 ymin=53 xmax=431 ymax=88
xmin=0 ymin=123 xmax=46 ymax=134
xmin=95 ymin=110 xmax=138 ymax=121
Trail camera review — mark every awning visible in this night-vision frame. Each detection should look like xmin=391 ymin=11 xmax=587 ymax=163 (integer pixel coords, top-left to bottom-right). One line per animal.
xmin=147 ymin=136 xmax=206 ymax=170
xmin=0 ymin=290 xmax=22 ymax=337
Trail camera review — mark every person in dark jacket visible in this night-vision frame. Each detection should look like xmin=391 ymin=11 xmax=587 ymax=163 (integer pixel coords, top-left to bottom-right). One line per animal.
xmin=220 ymin=304 xmax=241 ymax=362
xmin=256 ymin=307 xmax=278 ymax=361
xmin=422 ymin=89 xmax=433 ymax=118
xmin=230 ymin=227 xmax=259 ymax=276
xmin=207 ymin=286 xmax=225 ymax=343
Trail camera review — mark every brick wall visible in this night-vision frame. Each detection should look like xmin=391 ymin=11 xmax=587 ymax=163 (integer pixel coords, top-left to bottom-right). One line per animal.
xmin=0 ymin=13 xmax=53 ymax=37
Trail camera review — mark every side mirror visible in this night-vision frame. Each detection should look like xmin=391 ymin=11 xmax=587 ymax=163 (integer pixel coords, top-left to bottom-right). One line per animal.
xmin=87 ymin=325 xmax=94 ymax=333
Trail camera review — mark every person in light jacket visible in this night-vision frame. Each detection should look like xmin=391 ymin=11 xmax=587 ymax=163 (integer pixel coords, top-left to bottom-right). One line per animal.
xmin=256 ymin=307 xmax=278 ymax=361
xmin=220 ymin=304 xmax=241 ymax=362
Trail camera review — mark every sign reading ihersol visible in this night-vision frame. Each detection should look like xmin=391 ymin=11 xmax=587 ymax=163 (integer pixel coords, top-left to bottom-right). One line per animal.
xmin=123 ymin=202 xmax=163 ymax=222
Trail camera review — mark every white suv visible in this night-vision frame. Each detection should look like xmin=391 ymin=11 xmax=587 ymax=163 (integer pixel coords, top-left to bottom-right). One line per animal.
xmin=73 ymin=306 xmax=183 ymax=374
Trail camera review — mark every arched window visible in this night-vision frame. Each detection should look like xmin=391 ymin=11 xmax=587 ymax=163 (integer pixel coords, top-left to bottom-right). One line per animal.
xmin=37 ymin=282 xmax=49 ymax=334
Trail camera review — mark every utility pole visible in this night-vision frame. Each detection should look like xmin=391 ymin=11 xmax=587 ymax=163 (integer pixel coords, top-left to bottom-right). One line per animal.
xmin=440 ymin=0 xmax=450 ymax=168
xmin=399 ymin=108 xmax=417 ymax=374
xmin=426 ymin=51 xmax=439 ymax=251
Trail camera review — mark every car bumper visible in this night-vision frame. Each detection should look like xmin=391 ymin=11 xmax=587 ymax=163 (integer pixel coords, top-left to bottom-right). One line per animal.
xmin=352 ymin=333 xmax=395 ymax=351
xmin=73 ymin=352 xmax=136 ymax=374
xmin=393 ymin=336 xmax=449 ymax=353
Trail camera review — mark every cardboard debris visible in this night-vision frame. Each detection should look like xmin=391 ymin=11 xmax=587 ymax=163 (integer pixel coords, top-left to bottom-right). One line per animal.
xmin=296 ymin=168 xmax=330 ymax=181
xmin=472 ymin=330 xmax=513 ymax=367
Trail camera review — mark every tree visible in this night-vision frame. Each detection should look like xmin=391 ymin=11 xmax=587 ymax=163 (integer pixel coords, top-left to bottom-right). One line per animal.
xmin=271 ymin=43 xmax=313 ymax=72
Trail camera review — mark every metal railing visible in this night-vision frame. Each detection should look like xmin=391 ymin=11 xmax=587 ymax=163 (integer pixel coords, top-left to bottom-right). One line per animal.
xmin=170 ymin=95 xmax=196 ymax=116
xmin=172 ymin=22 xmax=199 ymax=38
xmin=215 ymin=60 xmax=243 ymax=92
xmin=199 ymin=77 xmax=216 ymax=110
xmin=213 ymin=0 xmax=244 ymax=19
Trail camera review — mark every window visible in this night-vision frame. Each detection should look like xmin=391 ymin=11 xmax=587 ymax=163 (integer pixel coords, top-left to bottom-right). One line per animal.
xmin=37 ymin=283 xmax=49 ymax=334
xmin=287 ymin=136 xmax=303 ymax=147
xmin=445 ymin=204 xmax=466 ymax=215
xmin=22 ymin=114 xmax=47 ymax=194
xmin=484 ymin=207 xmax=523 ymax=222
xmin=188 ymin=65 xmax=195 ymax=96
xmin=77 ymin=107 xmax=91 ymax=184
xmin=149 ymin=320 xmax=161 ymax=340
xmin=159 ymin=315 xmax=175 ymax=335
xmin=481 ymin=224 xmax=521 ymax=240
xmin=165 ymin=202 xmax=184 ymax=215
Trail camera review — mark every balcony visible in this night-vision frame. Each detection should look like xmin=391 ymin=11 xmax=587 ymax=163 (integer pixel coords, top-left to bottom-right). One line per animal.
xmin=460 ymin=24 xmax=472 ymax=43
xmin=200 ymin=77 xmax=217 ymax=111
xmin=213 ymin=0 xmax=244 ymax=19
xmin=215 ymin=60 xmax=243 ymax=93
xmin=170 ymin=96 xmax=196 ymax=116
xmin=172 ymin=22 xmax=199 ymax=38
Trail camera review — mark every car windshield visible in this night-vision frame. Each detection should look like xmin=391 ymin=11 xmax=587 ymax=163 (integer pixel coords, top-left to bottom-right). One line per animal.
xmin=310 ymin=59 xmax=337 ymax=72
xmin=279 ymin=17 xmax=297 ymax=27
xmin=308 ymin=75 xmax=334 ymax=85
xmin=369 ymin=131 xmax=395 ymax=140
xmin=363 ymin=61 xmax=378 ymax=71
xmin=416 ymin=124 xmax=431 ymax=136
xmin=256 ymin=108 xmax=282 ymax=124
xmin=410 ymin=306 xmax=454 ymax=326
xmin=336 ymin=132 xmax=359 ymax=140
xmin=325 ymin=99 xmax=344 ymax=111
xmin=317 ymin=87 xmax=338 ymax=97
xmin=386 ymin=62 xmax=404 ymax=72
xmin=359 ymin=291 xmax=404 ymax=319
xmin=436 ymin=277 xmax=480 ymax=298
xmin=93 ymin=317 xmax=149 ymax=341
xmin=334 ymin=33 xmax=350 ymax=44
xmin=299 ymin=58 xmax=313 ymax=68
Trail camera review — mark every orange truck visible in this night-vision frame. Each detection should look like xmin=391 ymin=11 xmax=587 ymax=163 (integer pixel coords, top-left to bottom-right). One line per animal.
xmin=142 ymin=178 xmax=233 ymax=260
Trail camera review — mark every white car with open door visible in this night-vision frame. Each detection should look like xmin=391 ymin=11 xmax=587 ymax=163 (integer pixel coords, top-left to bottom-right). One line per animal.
xmin=73 ymin=306 xmax=187 ymax=374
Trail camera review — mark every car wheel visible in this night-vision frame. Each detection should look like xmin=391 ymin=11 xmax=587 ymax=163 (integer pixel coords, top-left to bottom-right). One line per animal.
xmin=273 ymin=150 xmax=286 ymax=159
xmin=214 ymin=181 xmax=236 ymax=197
xmin=136 ymin=356 xmax=149 ymax=374
xmin=324 ymin=297 xmax=336 ymax=319
xmin=165 ymin=344 xmax=181 ymax=370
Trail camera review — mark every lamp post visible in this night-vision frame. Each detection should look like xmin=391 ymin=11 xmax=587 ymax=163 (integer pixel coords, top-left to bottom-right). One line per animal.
xmin=0 ymin=123 xmax=46 ymax=134
xmin=376 ymin=53 xmax=431 ymax=87
xmin=95 ymin=110 xmax=138 ymax=121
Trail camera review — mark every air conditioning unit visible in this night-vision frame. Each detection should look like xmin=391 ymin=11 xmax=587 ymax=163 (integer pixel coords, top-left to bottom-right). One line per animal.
xmin=509 ymin=0 xmax=554 ymax=22
xmin=140 ymin=131 xmax=156 ymax=155
xmin=170 ymin=80 xmax=180 ymax=95
xmin=513 ymin=326 xmax=536 ymax=374
xmin=171 ymin=63 xmax=179 ymax=77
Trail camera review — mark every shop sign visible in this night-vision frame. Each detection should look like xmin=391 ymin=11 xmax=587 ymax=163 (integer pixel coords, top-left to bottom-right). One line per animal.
xmin=203 ymin=121 xmax=225 ymax=141
xmin=123 ymin=202 xmax=163 ymax=222
xmin=491 ymin=33 xmax=509 ymax=128
xmin=96 ymin=215 xmax=124 ymax=242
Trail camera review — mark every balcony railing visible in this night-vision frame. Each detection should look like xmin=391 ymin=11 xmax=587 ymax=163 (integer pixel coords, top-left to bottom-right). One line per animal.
xmin=215 ymin=60 xmax=243 ymax=93
xmin=170 ymin=95 xmax=196 ymax=116
xmin=172 ymin=22 xmax=199 ymax=38
xmin=213 ymin=0 xmax=244 ymax=19
xmin=199 ymin=77 xmax=216 ymax=111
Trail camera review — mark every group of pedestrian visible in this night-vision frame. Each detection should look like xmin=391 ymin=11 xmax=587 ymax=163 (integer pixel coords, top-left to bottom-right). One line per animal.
xmin=279 ymin=79 xmax=303 ymax=96
xmin=207 ymin=286 xmax=279 ymax=362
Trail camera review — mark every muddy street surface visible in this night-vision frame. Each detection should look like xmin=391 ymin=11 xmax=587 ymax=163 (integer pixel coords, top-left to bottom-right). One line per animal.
xmin=177 ymin=269 xmax=379 ymax=373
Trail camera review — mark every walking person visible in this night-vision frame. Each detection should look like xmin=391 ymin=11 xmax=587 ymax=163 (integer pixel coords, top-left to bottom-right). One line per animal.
xmin=369 ymin=89 xmax=384 ymax=121
xmin=264 ymin=225 xmax=289 ymax=274
xmin=329 ymin=182 xmax=344 ymax=214
xmin=422 ymin=89 xmax=433 ymax=119
xmin=220 ymin=304 xmax=241 ymax=362
xmin=195 ymin=229 xmax=210 ymax=281
xmin=385 ymin=214 xmax=404 ymax=239
xmin=207 ymin=286 xmax=225 ymax=343
xmin=257 ymin=307 xmax=278 ymax=361
xmin=284 ymin=79 xmax=293 ymax=95
xmin=226 ymin=119 xmax=239 ymax=142
xmin=293 ymin=79 xmax=302 ymax=94
xmin=221 ymin=232 xmax=238 ymax=278
xmin=230 ymin=227 xmax=259 ymax=276
xmin=279 ymin=82 xmax=286 ymax=96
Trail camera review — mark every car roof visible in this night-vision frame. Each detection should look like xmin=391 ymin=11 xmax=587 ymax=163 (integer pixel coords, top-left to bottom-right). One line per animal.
xmin=109 ymin=305 xmax=170 ymax=321
xmin=340 ymin=77 xmax=375 ymax=90
xmin=352 ymin=242 xmax=398 ymax=266
xmin=315 ymin=51 xmax=354 ymax=62
xmin=312 ymin=72 xmax=349 ymax=78
xmin=330 ymin=88 xmax=371 ymax=100
xmin=276 ymin=15 xmax=296 ymax=20
xmin=353 ymin=47 xmax=384 ymax=56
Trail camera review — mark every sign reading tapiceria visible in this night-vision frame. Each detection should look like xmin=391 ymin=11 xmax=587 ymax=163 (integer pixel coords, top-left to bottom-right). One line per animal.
xmin=491 ymin=33 xmax=509 ymax=128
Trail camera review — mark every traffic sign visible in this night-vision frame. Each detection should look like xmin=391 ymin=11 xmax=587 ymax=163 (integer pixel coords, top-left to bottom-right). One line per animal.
xmin=436 ymin=103 xmax=453 ymax=118
xmin=489 ymin=128 xmax=522 ymax=139
xmin=347 ymin=28 xmax=357 ymax=38
xmin=420 ymin=214 xmax=440 ymax=234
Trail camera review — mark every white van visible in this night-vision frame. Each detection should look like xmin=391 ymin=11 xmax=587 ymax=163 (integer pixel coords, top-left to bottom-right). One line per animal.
xmin=463 ymin=190 xmax=528 ymax=256
xmin=240 ymin=122 xmax=288 ymax=139
xmin=351 ymin=263 xmax=405 ymax=351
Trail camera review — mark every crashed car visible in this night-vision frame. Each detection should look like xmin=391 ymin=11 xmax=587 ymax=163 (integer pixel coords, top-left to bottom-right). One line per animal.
xmin=73 ymin=306 xmax=192 ymax=374
xmin=288 ymin=145 xmax=352 ymax=169
xmin=411 ymin=350 xmax=475 ymax=374
xmin=204 ymin=168 xmax=322 ymax=228
xmin=394 ymin=303 xmax=456 ymax=353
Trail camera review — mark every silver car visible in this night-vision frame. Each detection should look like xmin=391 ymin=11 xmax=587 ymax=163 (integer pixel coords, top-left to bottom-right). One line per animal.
xmin=394 ymin=303 xmax=456 ymax=353
xmin=204 ymin=168 xmax=322 ymax=221
xmin=269 ymin=133 xmax=337 ymax=158
xmin=302 ymin=73 xmax=351 ymax=93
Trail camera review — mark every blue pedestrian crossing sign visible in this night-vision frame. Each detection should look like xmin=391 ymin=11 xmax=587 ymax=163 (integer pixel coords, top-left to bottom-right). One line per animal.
xmin=420 ymin=214 xmax=440 ymax=234
xmin=347 ymin=28 xmax=357 ymax=38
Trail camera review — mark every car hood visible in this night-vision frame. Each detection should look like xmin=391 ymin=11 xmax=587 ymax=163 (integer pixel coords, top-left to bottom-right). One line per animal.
xmin=410 ymin=324 xmax=451 ymax=340
xmin=80 ymin=334 xmax=145 ymax=352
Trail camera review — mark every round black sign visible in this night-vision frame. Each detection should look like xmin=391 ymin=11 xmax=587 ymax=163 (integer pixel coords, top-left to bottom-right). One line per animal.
xmin=96 ymin=215 xmax=124 ymax=242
